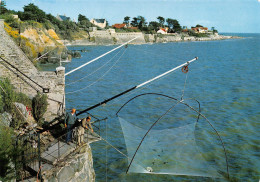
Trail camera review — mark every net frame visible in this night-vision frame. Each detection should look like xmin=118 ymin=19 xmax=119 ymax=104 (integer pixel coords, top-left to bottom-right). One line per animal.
xmin=116 ymin=93 xmax=229 ymax=179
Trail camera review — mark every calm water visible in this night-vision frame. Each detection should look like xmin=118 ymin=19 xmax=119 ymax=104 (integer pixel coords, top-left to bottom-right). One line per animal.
xmin=41 ymin=34 xmax=260 ymax=181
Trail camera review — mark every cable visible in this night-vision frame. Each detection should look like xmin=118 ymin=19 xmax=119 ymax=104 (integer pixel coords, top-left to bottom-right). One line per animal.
xmin=66 ymin=47 xmax=128 ymax=94
xmin=66 ymin=47 xmax=125 ymax=86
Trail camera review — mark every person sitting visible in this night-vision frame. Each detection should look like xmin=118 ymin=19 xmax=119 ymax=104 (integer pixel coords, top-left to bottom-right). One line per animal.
xmin=65 ymin=108 xmax=77 ymax=144
xmin=77 ymin=116 xmax=93 ymax=146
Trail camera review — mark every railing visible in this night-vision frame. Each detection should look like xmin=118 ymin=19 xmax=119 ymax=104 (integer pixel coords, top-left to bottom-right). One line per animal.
xmin=40 ymin=116 xmax=107 ymax=165
xmin=13 ymin=115 xmax=107 ymax=181
xmin=15 ymin=132 xmax=42 ymax=181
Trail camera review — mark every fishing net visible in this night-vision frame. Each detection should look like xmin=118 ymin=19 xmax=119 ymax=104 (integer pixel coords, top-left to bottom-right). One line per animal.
xmin=117 ymin=94 xmax=227 ymax=178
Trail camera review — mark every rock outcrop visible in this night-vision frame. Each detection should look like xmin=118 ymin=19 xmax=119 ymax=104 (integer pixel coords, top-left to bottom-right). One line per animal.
xmin=42 ymin=144 xmax=95 ymax=182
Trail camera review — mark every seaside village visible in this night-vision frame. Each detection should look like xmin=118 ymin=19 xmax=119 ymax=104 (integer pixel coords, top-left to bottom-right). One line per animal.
xmin=57 ymin=14 xmax=212 ymax=35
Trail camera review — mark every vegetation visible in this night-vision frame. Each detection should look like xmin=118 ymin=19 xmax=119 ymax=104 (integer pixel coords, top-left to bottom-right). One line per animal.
xmin=0 ymin=78 xmax=28 ymax=128
xmin=0 ymin=77 xmax=32 ymax=180
xmin=32 ymin=92 xmax=48 ymax=124
xmin=0 ymin=124 xmax=16 ymax=181
xmin=123 ymin=16 xmax=130 ymax=25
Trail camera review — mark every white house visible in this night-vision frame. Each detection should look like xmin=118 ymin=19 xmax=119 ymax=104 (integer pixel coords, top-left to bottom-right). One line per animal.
xmin=157 ymin=28 xmax=168 ymax=34
xmin=90 ymin=19 xmax=107 ymax=29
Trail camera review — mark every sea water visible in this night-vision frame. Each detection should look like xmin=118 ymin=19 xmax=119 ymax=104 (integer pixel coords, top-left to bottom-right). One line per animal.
xmin=41 ymin=33 xmax=260 ymax=181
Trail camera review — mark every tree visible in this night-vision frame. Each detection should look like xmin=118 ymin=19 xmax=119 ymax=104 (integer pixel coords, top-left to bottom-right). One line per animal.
xmin=149 ymin=21 xmax=160 ymax=31
xmin=123 ymin=16 xmax=130 ymax=25
xmin=78 ymin=14 xmax=89 ymax=22
xmin=167 ymin=18 xmax=182 ymax=32
xmin=157 ymin=16 xmax=165 ymax=27
xmin=20 ymin=3 xmax=47 ymax=23
xmin=32 ymin=93 xmax=48 ymax=123
xmin=136 ymin=15 xmax=147 ymax=30
xmin=0 ymin=0 xmax=7 ymax=14
xmin=196 ymin=24 xmax=203 ymax=27
xmin=131 ymin=17 xmax=138 ymax=27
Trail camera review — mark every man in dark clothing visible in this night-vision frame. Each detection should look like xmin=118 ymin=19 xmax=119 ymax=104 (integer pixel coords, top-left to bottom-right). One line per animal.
xmin=65 ymin=108 xmax=77 ymax=143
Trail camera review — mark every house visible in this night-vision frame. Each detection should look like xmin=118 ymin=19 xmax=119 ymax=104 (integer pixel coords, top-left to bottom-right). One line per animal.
xmin=182 ymin=28 xmax=189 ymax=33
xmin=112 ymin=23 xmax=127 ymax=29
xmin=157 ymin=27 xmax=168 ymax=34
xmin=56 ymin=14 xmax=70 ymax=21
xmin=191 ymin=27 xmax=208 ymax=33
xmin=90 ymin=19 xmax=107 ymax=29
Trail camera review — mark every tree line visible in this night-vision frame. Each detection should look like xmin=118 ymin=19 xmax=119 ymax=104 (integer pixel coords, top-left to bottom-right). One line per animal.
xmin=123 ymin=15 xmax=182 ymax=33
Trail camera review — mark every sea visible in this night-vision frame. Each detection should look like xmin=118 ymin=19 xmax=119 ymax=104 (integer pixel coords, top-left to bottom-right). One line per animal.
xmin=40 ymin=33 xmax=260 ymax=182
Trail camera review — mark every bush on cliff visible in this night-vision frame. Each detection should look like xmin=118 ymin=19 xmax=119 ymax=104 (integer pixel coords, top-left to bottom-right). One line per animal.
xmin=32 ymin=92 xmax=48 ymax=124
xmin=0 ymin=78 xmax=33 ymax=128
xmin=0 ymin=124 xmax=16 ymax=180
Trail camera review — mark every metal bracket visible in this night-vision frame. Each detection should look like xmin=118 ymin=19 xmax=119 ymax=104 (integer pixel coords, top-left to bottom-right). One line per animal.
xmin=43 ymin=88 xmax=50 ymax=93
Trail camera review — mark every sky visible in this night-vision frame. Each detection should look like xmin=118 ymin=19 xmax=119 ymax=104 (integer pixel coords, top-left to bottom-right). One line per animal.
xmin=4 ymin=0 xmax=260 ymax=33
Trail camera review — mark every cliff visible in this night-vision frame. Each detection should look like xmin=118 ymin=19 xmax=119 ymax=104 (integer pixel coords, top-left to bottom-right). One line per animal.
xmin=0 ymin=19 xmax=65 ymax=121
xmin=42 ymin=144 xmax=95 ymax=182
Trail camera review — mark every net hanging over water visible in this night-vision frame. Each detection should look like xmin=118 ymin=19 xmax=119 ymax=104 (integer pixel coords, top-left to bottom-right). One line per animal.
xmin=117 ymin=94 xmax=227 ymax=178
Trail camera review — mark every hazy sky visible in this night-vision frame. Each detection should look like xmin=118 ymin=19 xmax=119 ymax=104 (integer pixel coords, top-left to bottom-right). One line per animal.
xmin=5 ymin=0 xmax=260 ymax=33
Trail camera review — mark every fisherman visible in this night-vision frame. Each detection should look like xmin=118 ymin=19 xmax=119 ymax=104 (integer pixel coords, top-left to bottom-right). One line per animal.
xmin=77 ymin=116 xmax=93 ymax=145
xmin=65 ymin=108 xmax=77 ymax=144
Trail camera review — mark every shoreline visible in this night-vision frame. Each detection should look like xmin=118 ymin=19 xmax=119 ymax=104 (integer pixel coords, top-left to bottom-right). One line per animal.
xmin=63 ymin=33 xmax=242 ymax=46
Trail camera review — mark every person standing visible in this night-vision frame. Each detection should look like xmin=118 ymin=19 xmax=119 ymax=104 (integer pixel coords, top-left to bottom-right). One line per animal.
xmin=77 ymin=116 xmax=93 ymax=145
xmin=65 ymin=108 xmax=77 ymax=144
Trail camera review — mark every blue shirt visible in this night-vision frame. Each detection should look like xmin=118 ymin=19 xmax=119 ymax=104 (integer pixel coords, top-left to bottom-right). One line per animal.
xmin=65 ymin=112 xmax=77 ymax=125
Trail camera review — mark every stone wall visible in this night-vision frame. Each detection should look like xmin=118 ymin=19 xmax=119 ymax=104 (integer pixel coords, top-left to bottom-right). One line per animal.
xmin=42 ymin=144 xmax=95 ymax=182
xmin=0 ymin=19 xmax=65 ymax=121
xmin=66 ymin=29 xmax=236 ymax=46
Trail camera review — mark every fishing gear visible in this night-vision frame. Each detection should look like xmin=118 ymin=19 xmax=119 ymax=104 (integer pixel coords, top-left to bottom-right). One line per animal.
xmin=76 ymin=57 xmax=198 ymax=116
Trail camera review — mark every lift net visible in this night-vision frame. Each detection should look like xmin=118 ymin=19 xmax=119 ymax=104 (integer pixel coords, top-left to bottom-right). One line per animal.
xmin=118 ymin=96 xmax=226 ymax=178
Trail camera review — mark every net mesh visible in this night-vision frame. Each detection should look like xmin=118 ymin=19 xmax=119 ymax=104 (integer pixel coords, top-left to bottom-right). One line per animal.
xmin=117 ymin=95 xmax=226 ymax=178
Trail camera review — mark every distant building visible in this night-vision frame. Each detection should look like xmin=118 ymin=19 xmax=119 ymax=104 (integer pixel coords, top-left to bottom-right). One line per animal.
xmin=12 ymin=15 xmax=19 ymax=19
xmin=157 ymin=27 xmax=168 ymax=34
xmin=56 ymin=14 xmax=70 ymax=21
xmin=182 ymin=28 xmax=189 ymax=33
xmin=112 ymin=23 xmax=127 ymax=29
xmin=191 ymin=27 xmax=208 ymax=33
xmin=90 ymin=19 xmax=107 ymax=29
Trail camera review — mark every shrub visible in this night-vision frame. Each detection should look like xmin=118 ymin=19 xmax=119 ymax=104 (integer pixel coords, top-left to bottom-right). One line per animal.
xmin=32 ymin=93 xmax=48 ymax=123
xmin=0 ymin=125 xmax=15 ymax=180
xmin=0 ymin=78 xmax=15 ymax=112
xmin=0 ymin=78 xmax=30 ymax=128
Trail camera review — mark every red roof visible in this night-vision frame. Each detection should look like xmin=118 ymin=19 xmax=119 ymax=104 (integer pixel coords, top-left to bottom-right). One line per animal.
xmin=112 ymin=24 xmax=126 ymax=29
xmin=160 ymin=28 xmax=167 ymax=32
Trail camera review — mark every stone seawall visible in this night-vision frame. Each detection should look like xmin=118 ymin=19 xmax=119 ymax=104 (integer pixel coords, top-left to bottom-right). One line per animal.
xmin=0 ymin=19 xmax=65 ymax=121
xmin=65 ymin=29 xmax=238 ymax=46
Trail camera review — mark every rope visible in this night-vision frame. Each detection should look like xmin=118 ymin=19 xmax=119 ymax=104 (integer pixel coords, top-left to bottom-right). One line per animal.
xmin=66 ymin=47 xmax=128 ymax=94
xmin=105 ymin=119 xmax=108 ymax=182
xmin=66 ymin=47 xmax=124 ymax=86
xmin=181 ymin=70 xmax=189 ymax=100
xmin=99 ymin=135 xmax=128 ymax=158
